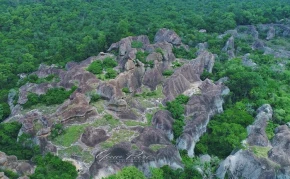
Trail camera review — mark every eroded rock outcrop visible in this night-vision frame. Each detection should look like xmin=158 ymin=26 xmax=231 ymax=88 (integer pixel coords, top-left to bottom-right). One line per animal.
xmin=81 ymin=127 xmax=109 ymax=147
xmin=163 ymin=50 xmax=215 ymax=101
xmin=247 ymin=104 xmax=273 ymax=147
xmin=0 ymin=152 xmax=34 ymax=177
xmin=152 ymin=110 xmax=174 ymax=140
xmin=177 ymin=79 xmax=229 ymax=157
xmin=90 ymin=128 xmax=183 ymax=179
xmin=216 ymin=104 xmax=290 ymax=179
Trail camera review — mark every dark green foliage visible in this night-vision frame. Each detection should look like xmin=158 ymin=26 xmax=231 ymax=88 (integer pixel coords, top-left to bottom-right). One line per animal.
xmin=265 ymin=121 xmax=279 ymax=140
xmin=200 ymin=70 xmax=214 ymax=81
xmin=0 ymin=169 xmax=19 ymax=179
xmin=24 ymin=86 xmax=77 ymax=108
xmin=173 ymin=47 xmax=197 ymax=59
xmin=30 ymin=153 xmax=78 ymax=179
xmin=162 ymin=70 xmax=174 ymax=76
xmin=122 ymin=87 xmax=130 ymax=93
xmin=105 ymin=68 xmax=118 ymax=79
xmin=90 ymin=93 xmax=101 ymax=103
xmin=87 ymin=60 xmax=103 ymax=75
xmin=0 ymin=122 xmax=40 ymax=160
xmin=103 ymin=57 xmax=118 ymax=69
xmin=131 ymin=41 xmax=143 ymax=48
xmin=136 ymin=51 xmax=153 ymax=67
xmin=0 ymin=103 xmax=11 ymax=122
xmin=195 ymin=103 xmax=254 ymax=158
xmin=50 ymin=123 xmax=65 ymax=139
xmin=166 ymin=95 xmax=190 ymax=139
xmin=103 ymin=166 xmax=146 ymax=179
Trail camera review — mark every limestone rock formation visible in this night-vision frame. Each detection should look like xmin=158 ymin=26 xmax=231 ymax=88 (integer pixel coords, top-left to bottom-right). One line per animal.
xmin=177 ymin=79 xmax=229 ymax=157
xmin=222 ymin=36 xmax=235 ymax=59
xmin=266 ymin=26 xmax=276 ymax=40
xmin=216 ymin=104 xmax=290 ymax=179
xmin=0 ymin=152 xmax=34 ymax=177
xmin=154 ymin=28 xmax=182 ymax=46
xmin=152 ymin=110 xmax=174 ymax=140
xmin=81 ymin=127 xmax=109 ymax=147
xmin=247 ymin=104 xmax=273 ymax=147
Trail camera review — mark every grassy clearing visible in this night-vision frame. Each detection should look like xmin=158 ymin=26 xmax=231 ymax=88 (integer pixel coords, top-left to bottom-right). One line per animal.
xmin=251 ymin=146 xmax=271 ymax=158
xmin=58 ymin=145 xmax=94 ymax=163
xmin=52 ymin=114 xmax=119 ymax=147
xmin=124 ymin=120 xmax=147 ymax=127
xmin=91 ymin=99 xmax=105 ymax=113
xmin=21 ymin=104 xmax=59 ymax=115
xmin=52 ymin=124 xmax=87 ymax=147
xmin=149 ymin=144 xmax=167 ymax=152
xmin=92 ymin=114 xmax=120 ymax=129
xmin=100 ymin=129 xmax=136 ymax=149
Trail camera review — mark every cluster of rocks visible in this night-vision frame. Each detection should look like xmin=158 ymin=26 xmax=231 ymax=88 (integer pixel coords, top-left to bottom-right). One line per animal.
xmin=216 ymin=104 xmax=290 ymax=178
xmin=0 ymin=152 xmax=34 ymax=178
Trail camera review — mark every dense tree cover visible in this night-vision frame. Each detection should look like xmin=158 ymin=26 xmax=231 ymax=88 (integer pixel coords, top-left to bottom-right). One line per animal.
xmin=0 ymin=169 xmax=19 ymax=179
xmin=197 ymin=51 xmax=290 ymax=158
xmin=87 ymin=57 xmax=118 ymax=79
xmin=0 ymin=0 xmax=290 ymax=120
xmin=30 ymin=153 xmax=78 ymax=179
xmin=104 ymin=166 xmax=146 ymax=179
xmin=23 ymin=86 xmax=77 ymax=108
xmin=166 ymin=95 xmax=190 ymax=139
xmin=195 ymin=102 xmax=254 ymax=158
xmin=0 ymin=122 xmax=40 ymax=160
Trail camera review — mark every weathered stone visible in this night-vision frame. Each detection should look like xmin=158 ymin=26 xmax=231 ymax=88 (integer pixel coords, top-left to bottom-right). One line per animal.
xmin=81 ymin=127 xmax=109 ymax=147
xmin=152 ymin=110 xmax=174 ymax=140
xmin=154 ymin=28 xmax=182 ymax=46
xmin=247 ymin=104 xmax=273 ymax=147
xmin=266 ymin=26 xmax=276 ymax=40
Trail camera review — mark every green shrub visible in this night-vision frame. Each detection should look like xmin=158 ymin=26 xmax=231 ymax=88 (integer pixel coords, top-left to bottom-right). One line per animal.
xmin=105 ymin=68 xmax=118 ymax=79
xmin=90 ymin=93 xmax=101 ymax=103
xmin=166 ymin=95 xmax=190 ymax=139
xmin=23 ymin=86 xmax=77 ymax=108
xmin=162 ymin=70 xmax=174 ymax=76
xmin=0 ymin=169 xmax=19 ymax=179
xmin=103 ymin=57 xmax=118 ymax=69
xmin=0 ymin=122 xmax=40 ymax=160
xmin=122 ymin=87 xmax=130 ymax=93
xmin=30 ymin=153 xmax=77 ymax=179
xmin=87 ymin=60 xmax=103 ymax=74
xmin=131 ymin=41 xmax=143 ymax=48
xmin=50 ymin=123 xmax=65 ymax=139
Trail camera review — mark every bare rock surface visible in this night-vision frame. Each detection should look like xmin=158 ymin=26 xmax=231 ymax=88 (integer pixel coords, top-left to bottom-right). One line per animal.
xmin=152 ymin=110 xmax=174 ymax=140
xmin=247 ymin=104 xmax=273 ymax=147
xmin=0 ymin=151 xmax=34 ymax=177
xmin=177 ymin=79 xmax=229 ymax=157
xmin=81 ymin=127 xmax=109 ymax=147
xmin=154 ymin=28 xmax=182 ymax=46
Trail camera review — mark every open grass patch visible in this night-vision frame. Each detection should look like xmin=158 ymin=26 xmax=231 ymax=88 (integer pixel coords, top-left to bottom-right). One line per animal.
xmin=91 ymin=99 xmax=105 ymax=113
xmin=124 ymin=120 xmax=147 ymax=127
xmin=92 ymin=114 xmax=120 ymax=129
xmin=52 ymin=124 xmax=87 ymax=147
xmin=149 ymin=144 xmax=167 ymax=152
xmin=251 ymin=146 xmax=271 ymax=158
xmin=58 ymin=145 xmax=94 ymax=163
xmin=100 ymin=129 xmax=136 ymax=149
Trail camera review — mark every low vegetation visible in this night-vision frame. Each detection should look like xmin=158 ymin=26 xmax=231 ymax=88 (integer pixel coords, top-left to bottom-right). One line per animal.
xmin=23 ymin=86 xmax=77 ymax=109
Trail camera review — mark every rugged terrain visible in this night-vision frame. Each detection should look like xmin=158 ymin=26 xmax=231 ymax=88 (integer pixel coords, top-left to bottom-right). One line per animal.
xmin=2 ymin=20 xmax=290 ymax=179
